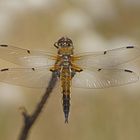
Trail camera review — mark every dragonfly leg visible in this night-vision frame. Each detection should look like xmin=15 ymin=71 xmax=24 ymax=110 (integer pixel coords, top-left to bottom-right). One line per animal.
xmin=71 ymin=64 xmax=83 ymax=72
xmin=50 ymin=65 xmax=60 ymax=72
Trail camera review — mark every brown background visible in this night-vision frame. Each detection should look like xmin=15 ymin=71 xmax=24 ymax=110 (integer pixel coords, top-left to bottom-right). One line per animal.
xmin=0 ymin=0 xmax=140 ymax=140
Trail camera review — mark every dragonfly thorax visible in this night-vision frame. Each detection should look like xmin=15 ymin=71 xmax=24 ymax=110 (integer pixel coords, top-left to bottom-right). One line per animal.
xmin=58 ymin=47 xmax=73 ymax=55
xmin=61 ymin=55 xmax=71 ymax=67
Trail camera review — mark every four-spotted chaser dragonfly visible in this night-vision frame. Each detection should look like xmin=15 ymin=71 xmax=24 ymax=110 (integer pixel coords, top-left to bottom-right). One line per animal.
xmin=0 ymin=37 xmax=139 ymax=123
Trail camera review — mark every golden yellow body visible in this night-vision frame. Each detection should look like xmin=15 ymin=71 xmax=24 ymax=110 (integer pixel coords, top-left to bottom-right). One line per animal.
xmin=50 ymin=55 xmax=82 ymax=94
xmin=60 ymin=67 xmax=72 ymax=95
xmin=50 ymin=37 xmax=83 ymax=122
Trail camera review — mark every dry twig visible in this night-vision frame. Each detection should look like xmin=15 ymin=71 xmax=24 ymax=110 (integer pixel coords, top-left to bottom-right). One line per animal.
xmin=18 ymin=72 xmax=57 ymax=140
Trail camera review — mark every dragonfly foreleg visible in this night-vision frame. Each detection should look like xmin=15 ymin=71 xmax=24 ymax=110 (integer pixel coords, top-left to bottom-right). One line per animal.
xmin=50 ymin=65 xmax=60 ymax=72
xmin=71 ymin=64 xmax=83 ymax=72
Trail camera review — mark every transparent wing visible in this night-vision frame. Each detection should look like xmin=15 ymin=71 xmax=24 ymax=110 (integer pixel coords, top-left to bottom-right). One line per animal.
xmin=0 ymin=67 xmax=55 ymax=88
xmin=0 ymin=45 xmax=56 ymax=67
xmin=72 ymin=68 xmax=139 ymax=89
xmin=75 ymin=46 xmax=140 ymax=68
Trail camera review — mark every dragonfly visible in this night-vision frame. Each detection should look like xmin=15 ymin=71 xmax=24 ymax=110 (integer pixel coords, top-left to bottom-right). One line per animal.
xmin=0 ymin=37 xmax=139 ymax=123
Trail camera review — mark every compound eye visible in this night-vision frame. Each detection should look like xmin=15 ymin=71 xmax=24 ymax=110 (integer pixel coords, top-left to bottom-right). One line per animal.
xmin=58 ymin=42 xmax=63 ymax=46
xmin=67 ymin=43 xmax=71 ymax=46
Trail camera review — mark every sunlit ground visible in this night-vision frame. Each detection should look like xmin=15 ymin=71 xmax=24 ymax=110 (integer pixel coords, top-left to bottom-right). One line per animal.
xmin=0 ymin=0 xmax=140 ymax=140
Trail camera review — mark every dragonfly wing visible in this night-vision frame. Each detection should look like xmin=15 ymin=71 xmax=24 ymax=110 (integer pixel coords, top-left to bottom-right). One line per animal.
xmin=72 ymin=68 xmax=139 ymax=89
xmin=0 ymin=45 xmax=56 ymax=67
xmin=75 ymin=46 xmax=140 ymax=68
xmin=0 ymin=67 xmax=56 ymax=88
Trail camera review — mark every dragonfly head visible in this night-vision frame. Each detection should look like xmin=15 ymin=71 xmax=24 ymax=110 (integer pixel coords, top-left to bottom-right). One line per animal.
xmin=54 ymin=37 xmax=74 ymax=55
xmin=54 ymin=37 xmax=73 ymax=48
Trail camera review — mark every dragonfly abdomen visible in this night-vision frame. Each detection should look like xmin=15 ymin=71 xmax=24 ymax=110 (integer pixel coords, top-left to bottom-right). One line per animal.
xmin=62 ymin=94 xmax=70 ymax=123
xmin=60 ymin=67 xmax=71 ymax=94
xmin=60 ymin=67 xmax=71 ymax=123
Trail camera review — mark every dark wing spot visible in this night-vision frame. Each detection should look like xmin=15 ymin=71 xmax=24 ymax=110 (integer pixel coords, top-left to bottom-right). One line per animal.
xmin=98 ymin=68 xmax=102 ymax=71
xmin=0 ymin=44 xmax=8 ymax=47
xmin=126 ymin=46 xmax=134 ymax=49
xmin=104 ymin=51 xmax=107 ymax=54
xmin=32 ymin=68 xmax=35 ymax=71
xmin=1 ymin=68 xmax=9 ymax=71
xmin=124 ymin=69 xmax=133 ymax=73
xmin=27 ymin=50 xmax=31 ymax=54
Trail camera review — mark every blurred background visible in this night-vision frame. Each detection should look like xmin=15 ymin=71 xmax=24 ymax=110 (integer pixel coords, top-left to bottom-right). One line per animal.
xmin=0 ymin=0 xmax=140 ymax=140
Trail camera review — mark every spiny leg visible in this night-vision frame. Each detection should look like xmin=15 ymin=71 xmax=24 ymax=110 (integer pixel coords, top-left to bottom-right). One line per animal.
xmin=71 ymin=64 xmax=83 ymax=72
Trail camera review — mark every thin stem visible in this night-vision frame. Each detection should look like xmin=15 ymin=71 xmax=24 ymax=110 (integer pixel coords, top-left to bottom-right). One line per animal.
xmin=18 ymin=72 xmax=57 ymax=140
